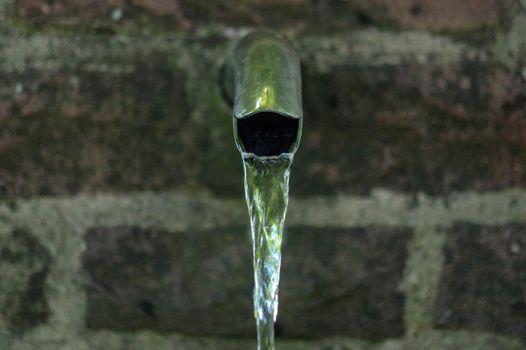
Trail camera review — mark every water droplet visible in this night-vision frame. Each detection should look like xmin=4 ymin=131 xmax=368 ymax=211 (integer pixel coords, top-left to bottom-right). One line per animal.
xmin=111 ymin=8 xmax=123 ymax=21
xmin=14 ymin=83 xmax=23 ymax=94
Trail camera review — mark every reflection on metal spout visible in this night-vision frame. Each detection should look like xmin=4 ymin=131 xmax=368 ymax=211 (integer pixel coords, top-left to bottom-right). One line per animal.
xmin=255 ymin=86 xmax=276 ymax=111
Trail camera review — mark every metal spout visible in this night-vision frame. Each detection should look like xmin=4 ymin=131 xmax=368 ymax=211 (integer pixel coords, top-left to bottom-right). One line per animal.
xmin=223 ymin=30 xmax=303 ymax=157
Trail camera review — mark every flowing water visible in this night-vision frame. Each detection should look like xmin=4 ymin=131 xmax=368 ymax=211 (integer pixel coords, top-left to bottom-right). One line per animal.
xmin=242 ymin=152 xmax=293 ymax=350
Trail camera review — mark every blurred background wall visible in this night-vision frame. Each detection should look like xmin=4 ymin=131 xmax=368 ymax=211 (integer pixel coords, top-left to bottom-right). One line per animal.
xmin=1 ymin=0 xmax=526 ymax=349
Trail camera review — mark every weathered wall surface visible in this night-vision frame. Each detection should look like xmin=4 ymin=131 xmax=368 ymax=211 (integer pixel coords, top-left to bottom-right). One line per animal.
xmin=1 ymin=0 xmax=526 ymax=349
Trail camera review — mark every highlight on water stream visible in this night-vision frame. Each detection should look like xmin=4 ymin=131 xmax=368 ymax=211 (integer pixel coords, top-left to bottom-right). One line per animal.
xmin=242 ymin=152 xmax=293 ymax=349
xmin=225 ymin=29 xmax=302 ymax=349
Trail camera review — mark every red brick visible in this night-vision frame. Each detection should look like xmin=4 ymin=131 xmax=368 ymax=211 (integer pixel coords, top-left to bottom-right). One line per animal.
xmin=434 ymin=223 xmax=526 ymax=338
xmin=12 ymin=0 xmax=513 ymax=33
xmin=296 ymin=62 xmax=526 ymax=195
xmin=0 ymin=228 xmax=51 ymax=329
xmin=83 ymin=225 xmax=411 ymax=339
xmin=375 ymin=0 xmax=512 ymax=30
xmin=0 ymin=61 xmax=195 ymax=199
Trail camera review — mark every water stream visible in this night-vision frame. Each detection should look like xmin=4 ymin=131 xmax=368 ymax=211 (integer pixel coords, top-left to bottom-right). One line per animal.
xmin=242 ymin=152 xmax=293 ymax=350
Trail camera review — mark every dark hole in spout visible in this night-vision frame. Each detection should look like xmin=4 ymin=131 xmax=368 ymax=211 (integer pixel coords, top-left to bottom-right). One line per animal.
xmin=236 ymin=112 xmax=299 ymax=156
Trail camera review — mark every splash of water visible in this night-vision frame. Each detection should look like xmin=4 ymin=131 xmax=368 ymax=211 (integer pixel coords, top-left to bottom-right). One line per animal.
xmin=242 ymin=153 xmax=293 ymax=350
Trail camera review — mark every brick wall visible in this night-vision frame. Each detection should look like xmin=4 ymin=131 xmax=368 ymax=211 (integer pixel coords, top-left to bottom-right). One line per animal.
xmin=1 ymin=0 xmax=526 ymax=349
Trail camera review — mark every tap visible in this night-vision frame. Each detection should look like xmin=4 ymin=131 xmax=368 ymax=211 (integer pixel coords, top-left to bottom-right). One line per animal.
xmin=223 ymin=30 xmax=303 ymax=157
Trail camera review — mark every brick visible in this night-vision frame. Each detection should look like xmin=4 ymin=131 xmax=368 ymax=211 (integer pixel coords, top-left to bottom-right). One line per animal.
xmin=376 ymin=0 xmax=512 ymax=31
xmin=82 ymin=225 xmax=411 ymax=339
xmin=11 ymin=0 xmax=367 ymax=33
xmin=295 ymin=62 xmax=526 ymax=195
xmin=175 ymin=0 xmax=383 ymax=34
xmin=13 ymin=0 xmax=188 ymax=32
xmin=12 ymin=0 xmax=513 ymax=34
xmin=433 ymin=223 xmax=526 ymax=338
xmin=0 ymin=228 xmax=51 ymax=329
xmin=0 ymin=61 xmax=201 ymax=199
xmin=82 ymin=226 xmax=254 ymax=336
xmin=279 ymin=226 xmax=410 ymax=339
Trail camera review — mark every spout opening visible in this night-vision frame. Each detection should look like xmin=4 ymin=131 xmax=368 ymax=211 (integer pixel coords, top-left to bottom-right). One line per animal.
xmin=235 ymin=112 xmax=300 ymax=157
